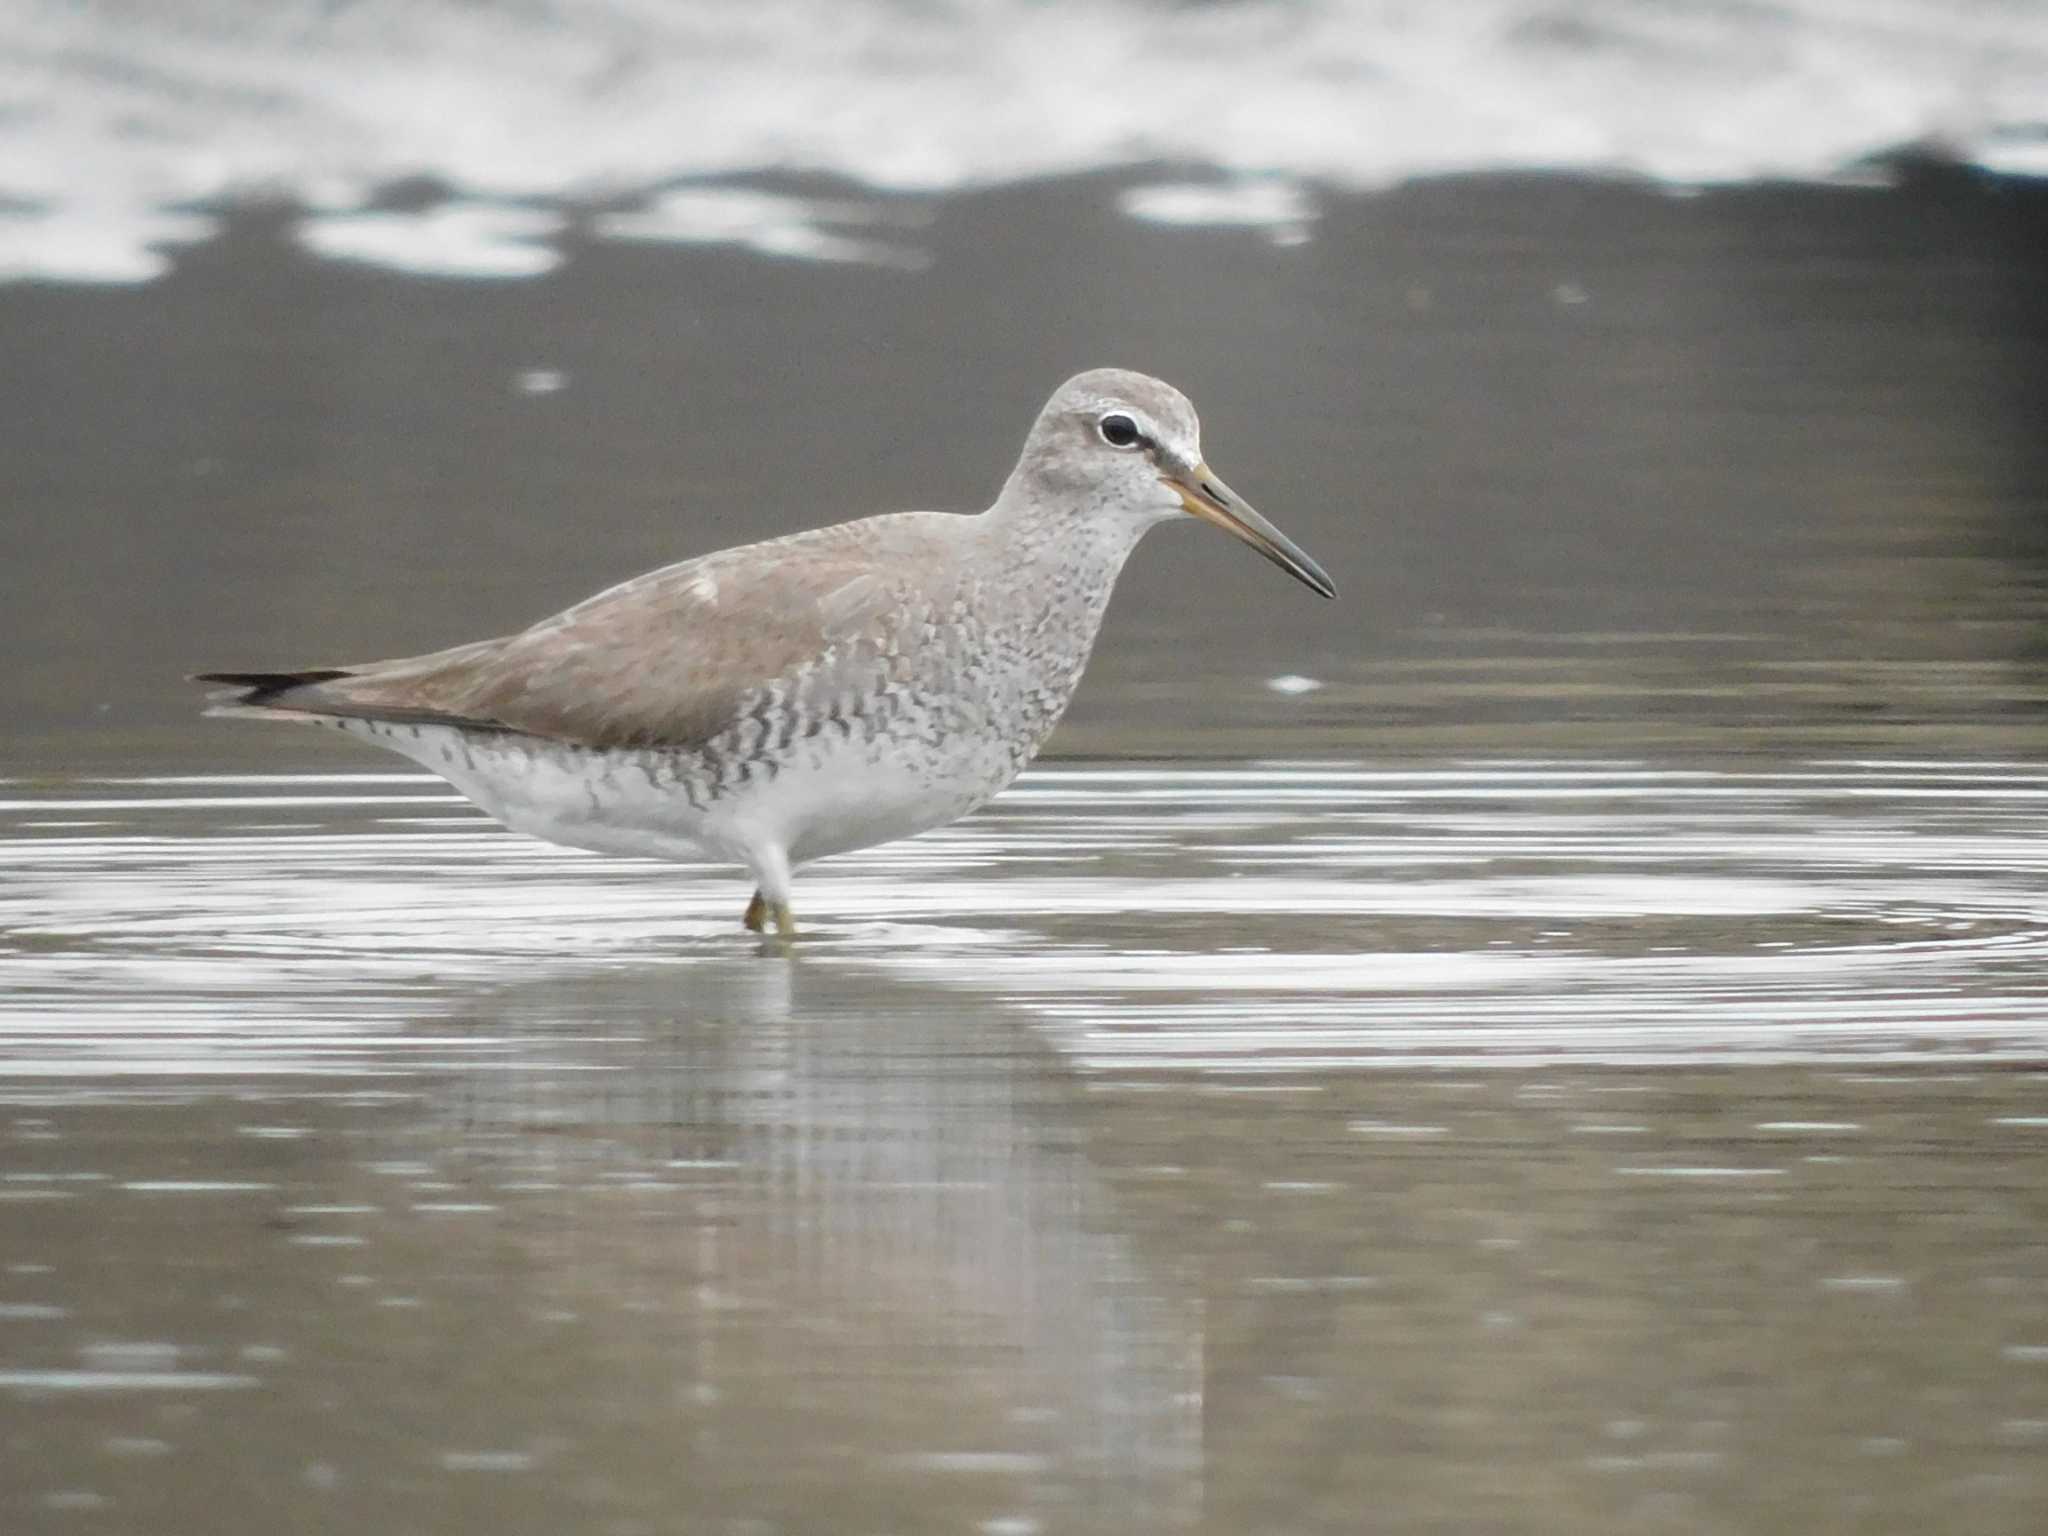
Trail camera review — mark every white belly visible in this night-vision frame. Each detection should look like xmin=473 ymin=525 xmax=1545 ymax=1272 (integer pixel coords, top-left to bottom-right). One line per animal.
xmin=736 ymin=734 xmax=1020 ymax=863
xmin=324 ymin=715 xmax=1019 ymax=869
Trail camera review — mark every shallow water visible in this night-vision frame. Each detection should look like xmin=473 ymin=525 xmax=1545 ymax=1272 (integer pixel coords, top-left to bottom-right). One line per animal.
xmin=4 ymin=762 xmax=2047 ymax=1532
xmin=11 ymin=170 xmax=2048 ymax=774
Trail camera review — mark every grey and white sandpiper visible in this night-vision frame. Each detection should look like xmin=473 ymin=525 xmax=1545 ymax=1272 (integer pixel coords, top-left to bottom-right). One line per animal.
xmin=195 ymin=368 xmax=1335 ymax=938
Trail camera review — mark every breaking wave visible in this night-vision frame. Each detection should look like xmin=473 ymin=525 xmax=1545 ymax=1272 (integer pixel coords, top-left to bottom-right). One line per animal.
xmin=2 ymin=0 xmax=2043 ymax=282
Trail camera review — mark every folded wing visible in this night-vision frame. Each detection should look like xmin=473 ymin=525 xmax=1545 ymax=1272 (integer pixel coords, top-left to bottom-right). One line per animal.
xmin=197 ymin=514 xmax=961 ymax=752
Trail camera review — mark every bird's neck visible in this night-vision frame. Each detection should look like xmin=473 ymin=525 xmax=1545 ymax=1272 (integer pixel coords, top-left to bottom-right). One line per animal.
xmin=980 ymin=487 xmax=1163 ymax=592
xmin=928 ymin=502 xmax=1143 ymax=765
xmin=972 ymin=496 xmax=1166 ymax=697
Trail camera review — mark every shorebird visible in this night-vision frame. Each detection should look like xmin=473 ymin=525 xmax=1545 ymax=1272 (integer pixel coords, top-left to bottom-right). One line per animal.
xmin=196 ymin=368 xmax=1335 ymax=938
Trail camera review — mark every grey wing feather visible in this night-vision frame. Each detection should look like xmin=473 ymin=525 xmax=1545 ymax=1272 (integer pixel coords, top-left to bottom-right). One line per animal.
xmin=202 ymin=513 xmax=964 ymax=750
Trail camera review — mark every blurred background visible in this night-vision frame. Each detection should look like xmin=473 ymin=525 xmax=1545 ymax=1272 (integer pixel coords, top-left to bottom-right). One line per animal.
xmin=6 ymin=6 xmax=2048 ymax=1535
xmin=3 ymin=0 xmax=2045 ymax=769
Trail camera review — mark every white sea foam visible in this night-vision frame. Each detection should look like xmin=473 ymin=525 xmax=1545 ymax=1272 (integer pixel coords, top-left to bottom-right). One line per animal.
xmin=297 ymin=205 xmax=565 ymax=278
xmin=594 ymin=188 xmax=931 ymax=268
xmin=0 ymin=0 xmax=2042 ymax=283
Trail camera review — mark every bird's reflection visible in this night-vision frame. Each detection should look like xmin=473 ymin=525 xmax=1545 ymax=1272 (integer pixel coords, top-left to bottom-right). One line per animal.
xmin=358 ymin=958 xmax=1201 ymax=1533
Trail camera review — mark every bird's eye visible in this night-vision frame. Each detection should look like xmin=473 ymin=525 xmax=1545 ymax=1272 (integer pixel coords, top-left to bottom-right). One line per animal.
xmin=1097 ymin=413 xmax=1142 ymax=449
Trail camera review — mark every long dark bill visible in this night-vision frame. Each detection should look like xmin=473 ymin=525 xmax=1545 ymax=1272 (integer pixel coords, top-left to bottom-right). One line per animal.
xmin=1168 ymin=465 xmax=1337 ymax=599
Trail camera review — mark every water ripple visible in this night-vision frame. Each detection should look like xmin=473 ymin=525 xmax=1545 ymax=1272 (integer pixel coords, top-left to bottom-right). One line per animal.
xmin=3 ymin=761 xmax=2044 ymax=1078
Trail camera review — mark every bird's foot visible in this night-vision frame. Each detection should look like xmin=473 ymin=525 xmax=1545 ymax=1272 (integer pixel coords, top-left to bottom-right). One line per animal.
xmin=742 ymin=890 xmax=798 ymax=943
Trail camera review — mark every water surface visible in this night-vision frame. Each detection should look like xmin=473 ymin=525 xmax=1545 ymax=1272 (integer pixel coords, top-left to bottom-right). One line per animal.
xmin=4 ymin=762 xmax=2046 ymax=1532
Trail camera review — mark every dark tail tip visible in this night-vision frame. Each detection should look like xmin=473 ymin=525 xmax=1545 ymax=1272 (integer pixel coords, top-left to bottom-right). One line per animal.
xmin=190 ymin=668 xmax=351 ymax=705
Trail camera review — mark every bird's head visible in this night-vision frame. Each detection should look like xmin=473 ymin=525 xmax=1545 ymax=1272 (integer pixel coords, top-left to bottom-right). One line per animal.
xmin=1003 ymin=367 xmax=1335 ymax=599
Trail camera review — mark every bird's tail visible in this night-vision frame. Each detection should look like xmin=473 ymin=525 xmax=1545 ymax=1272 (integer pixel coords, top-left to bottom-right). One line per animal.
xmin=190 ymin=669 xmax=353 ymax=719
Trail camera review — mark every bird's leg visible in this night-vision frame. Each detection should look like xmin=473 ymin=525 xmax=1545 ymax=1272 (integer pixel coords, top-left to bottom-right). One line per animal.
xmin=739 ymin=840 xmax=797 ymax=945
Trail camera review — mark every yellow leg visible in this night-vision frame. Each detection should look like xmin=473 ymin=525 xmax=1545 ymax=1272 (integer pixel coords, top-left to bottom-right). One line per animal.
xmin=739 ymin=842 xmax=797 ymax=944
xmin=741 ymin=890 xmax=798 ymax=941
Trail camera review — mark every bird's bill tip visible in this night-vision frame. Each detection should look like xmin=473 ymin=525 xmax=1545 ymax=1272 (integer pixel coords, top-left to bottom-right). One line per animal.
xmin=1169 ymin=465 xmax=1337 ymax=600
